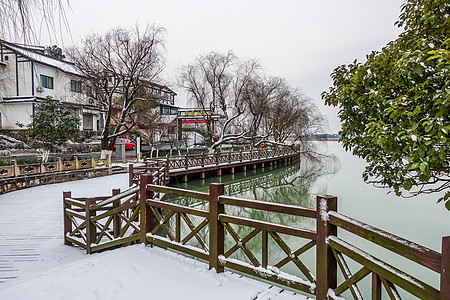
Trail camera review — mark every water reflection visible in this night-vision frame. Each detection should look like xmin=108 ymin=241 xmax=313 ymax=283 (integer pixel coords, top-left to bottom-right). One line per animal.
xmin=165 ymin=153 xmax=340 ymax=281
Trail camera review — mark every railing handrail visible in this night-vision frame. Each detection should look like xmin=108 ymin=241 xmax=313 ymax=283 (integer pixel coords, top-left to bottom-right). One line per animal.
xmin=147 ymin=184 xmax=210 ymax=201
xmin=218 ymin=195 xmax=316 ymax=218
xmin=90 ymin=185 xmax=139 ymax=209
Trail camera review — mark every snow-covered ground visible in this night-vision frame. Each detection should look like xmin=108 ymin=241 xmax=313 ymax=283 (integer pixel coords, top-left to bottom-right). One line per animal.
xmin=0 ymin=174 xmax=310 ymax=299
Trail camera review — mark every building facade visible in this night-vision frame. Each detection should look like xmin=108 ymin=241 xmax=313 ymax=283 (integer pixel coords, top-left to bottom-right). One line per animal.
xmin=0 ymin=40 xmax=103 ymax=133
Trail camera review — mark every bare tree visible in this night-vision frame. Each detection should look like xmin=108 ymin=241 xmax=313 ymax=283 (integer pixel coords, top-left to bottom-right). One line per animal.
xmin=180 ymin=51 xmax=326 ymax=152
xmin=0 ymin=0 xmax=70 ymax=43
xmin=67 ymin=25 xmax=166 ymax=158
xmin=179 ymin=51 xmax=260 ymax=150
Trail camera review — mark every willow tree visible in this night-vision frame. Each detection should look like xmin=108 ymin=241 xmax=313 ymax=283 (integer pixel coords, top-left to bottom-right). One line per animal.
xmin=68 ymin=25 xmax=166 ymax=158
xmin=0 ymin=0 xmax=69 ymax=42
xmin=179 ymin=51 xmax=324 ymax=151
xmin=322 ymin=0 xmax=450 ymax=209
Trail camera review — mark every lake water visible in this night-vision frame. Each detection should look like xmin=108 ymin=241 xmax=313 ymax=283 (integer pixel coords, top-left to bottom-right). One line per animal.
xmin=169 ymin=141 xmax=449 ymax=298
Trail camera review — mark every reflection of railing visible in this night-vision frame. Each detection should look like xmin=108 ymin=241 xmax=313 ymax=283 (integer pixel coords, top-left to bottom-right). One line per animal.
xmin=224 ymin=163 xmax=301 ymax=195
xmin=144 ymin=147 xmax=299 ymax=171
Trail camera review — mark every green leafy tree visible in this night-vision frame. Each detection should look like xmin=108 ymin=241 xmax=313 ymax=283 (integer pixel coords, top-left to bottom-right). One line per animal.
xmin=322 ymin=0 xmax=450 ymax=209
xmin=22 ymin=97 xmax=83 ymax=161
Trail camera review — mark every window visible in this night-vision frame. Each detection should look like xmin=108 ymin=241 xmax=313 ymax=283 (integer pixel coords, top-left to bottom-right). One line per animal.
xmin=83 ymin=114 xmax=93 ymax=130
xmin=40 ymin=75 xmax=53 ymax=89
xmin=70 ymin=80 xmax=82 ymax=93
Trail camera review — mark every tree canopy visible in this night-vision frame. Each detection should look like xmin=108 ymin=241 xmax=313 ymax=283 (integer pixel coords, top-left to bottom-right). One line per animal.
xmin=322 ymin=0 xmax=450 ymax=209
xmin=179 ymin=51 xmax=324 ymax=152
xmin=22 ymin=97 xmax=83 ymax=161
xmin=67 ymin=25 xmax=166 ymax=155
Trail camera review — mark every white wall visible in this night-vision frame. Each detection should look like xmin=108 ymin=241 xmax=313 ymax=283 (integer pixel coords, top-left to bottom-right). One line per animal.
xmin=1 ymin=102 xmax=33 ymax=129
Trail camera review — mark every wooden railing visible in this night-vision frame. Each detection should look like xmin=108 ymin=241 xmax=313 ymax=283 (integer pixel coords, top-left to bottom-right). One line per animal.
xmin=0 ymin=156 xmax=110 ymax=178
xmin=63 ymin=185 xmax=141 ymax=254
xmin=318 ymin=196 xmax=446 ymax=300
xmin=136 ymin=176 xmax=449 ymax=300
xmin=143 ymin=147 xmax=299 ymax=171
xmin=64 ymin=169 xmax=450 ymax=299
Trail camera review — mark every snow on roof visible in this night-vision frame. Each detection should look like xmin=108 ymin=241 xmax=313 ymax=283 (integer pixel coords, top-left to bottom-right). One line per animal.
xmin=1 ymin=40 xmax=81 ymax=76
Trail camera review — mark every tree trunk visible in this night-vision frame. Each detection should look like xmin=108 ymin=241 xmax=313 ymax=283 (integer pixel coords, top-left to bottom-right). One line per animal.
xmin=100 ymin=149 xmax=112 ymax=159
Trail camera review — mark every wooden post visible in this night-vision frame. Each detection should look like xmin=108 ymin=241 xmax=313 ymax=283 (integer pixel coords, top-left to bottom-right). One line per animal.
xmin=112 ymin=189 xmax=121 ymax=238
xmin=217 ymin=169 xmax=222 ymax=176
xmin=39 ymin=159 xmax=44 ymax=174
xmin=12 ymin=160 xmax=19 ymax=177
xmin=140 ymin=174 xmax=154 ymax=245
xmin=75 ymin=156 xmax=79 ymax=170
xmin=215 ymin=152 xmax=219 ymax=165
xmin=209 ymin=183 xmax=225 ymax=272
xmin=57 ymin=157 xmax=63 ymax=172
xmin=201 ymin=172 xmax=205 ymax=179
xmin=240 ymin=150 xmax=242 ymax=162
xmin=230 ymin=167 xmax=234 ymax=174
xmin=441 ymin=236 xmax=450 ymax=300
xmin=243 ymin=165 xmax=246 ymax=172
xmin=63 ymin=191 xmax=72 ymax=246
xmin=91 ymin=155 xmax=95 ymax=168
xmin=85 ymin=198 xmax=96 ymax=254
xmin=128 ymin=163 xmax=134 ymax=186
xmin=185 ymin=153 xmax=189 ymax=169
xmin=372 ymin=273 xmax=382 ymax=300
xmin=202 ymin=152 xmax=205 ymax=167
xmin=316 ymin=195 xmax=337 ymax=299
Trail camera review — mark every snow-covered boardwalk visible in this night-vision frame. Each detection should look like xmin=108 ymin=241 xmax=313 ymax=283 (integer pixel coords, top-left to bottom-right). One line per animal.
xmin=0 ymin=174 xmax=309 ymax=299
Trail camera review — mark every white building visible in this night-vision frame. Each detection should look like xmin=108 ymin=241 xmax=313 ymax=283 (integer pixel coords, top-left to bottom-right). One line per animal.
xmin=0 ymin=40 xmax=103 ymax=133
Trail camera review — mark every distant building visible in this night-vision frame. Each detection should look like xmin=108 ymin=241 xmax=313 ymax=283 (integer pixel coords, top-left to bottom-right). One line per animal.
xmin=0 ymin=39 xmax=103 ymax=133
xmin=0 ymin=39 xmax=178 ymax=143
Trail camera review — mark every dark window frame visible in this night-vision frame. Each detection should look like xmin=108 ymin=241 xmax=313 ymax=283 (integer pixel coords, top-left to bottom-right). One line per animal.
xmin=70 ymin=80 xmax=82 ymax=93
xmin=40 ymin=75 xmax=54 ymax=89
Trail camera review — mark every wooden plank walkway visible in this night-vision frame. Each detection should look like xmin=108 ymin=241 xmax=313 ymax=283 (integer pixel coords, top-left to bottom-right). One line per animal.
xmin=0 ymin=174 xmax=130 ymax=287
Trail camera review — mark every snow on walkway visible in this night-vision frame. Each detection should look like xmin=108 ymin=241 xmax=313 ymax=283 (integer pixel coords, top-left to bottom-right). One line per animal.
xmin=0 ymin=174 xmax=310 ymax=299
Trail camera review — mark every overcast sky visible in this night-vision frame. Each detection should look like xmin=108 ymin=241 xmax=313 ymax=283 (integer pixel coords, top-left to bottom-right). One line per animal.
xmin=53 ymin=0 xmax=405 ymax=132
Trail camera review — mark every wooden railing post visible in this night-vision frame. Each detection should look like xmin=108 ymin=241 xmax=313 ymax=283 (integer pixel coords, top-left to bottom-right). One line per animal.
xmin=372 ymin=273 xmax=382 ymax=300
xmin=202 ymin=152 xmax=205 ymax=167
xmin=185 ymin=153 xmax=189 ymax=169
xmin=112 ymin=188 xmax=121 ymax=238
xmin=240 ymin=150 xmax=242 ymax=162
xmin=57 ymin=157 xmax=63 ymax=172
xmin=85 ymin=198 xmax=96 ymax=254
xmin=128 ymin=163 xmax=134 ymax=186
xmin=140 ymin=174 xmax=154 ymax=245
xmin=63 ymin=191 xmax=72 ymax=246
xmin=12 ymin=160 xmax=19 ymax=177
xmin=441 ymin=236 xmax=450 ymax=300
xmin=316 ymin=195 xmax=337 ymax=299
xmin=75 ymin=156 xmax=79 ymax=170
xmin=209 ymin=183 xmax=225 ymax=272
xmin=39 ymin=159 xmax=44 ymax=174
xmin=215 ymin=152 xmax=219 ymax=165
